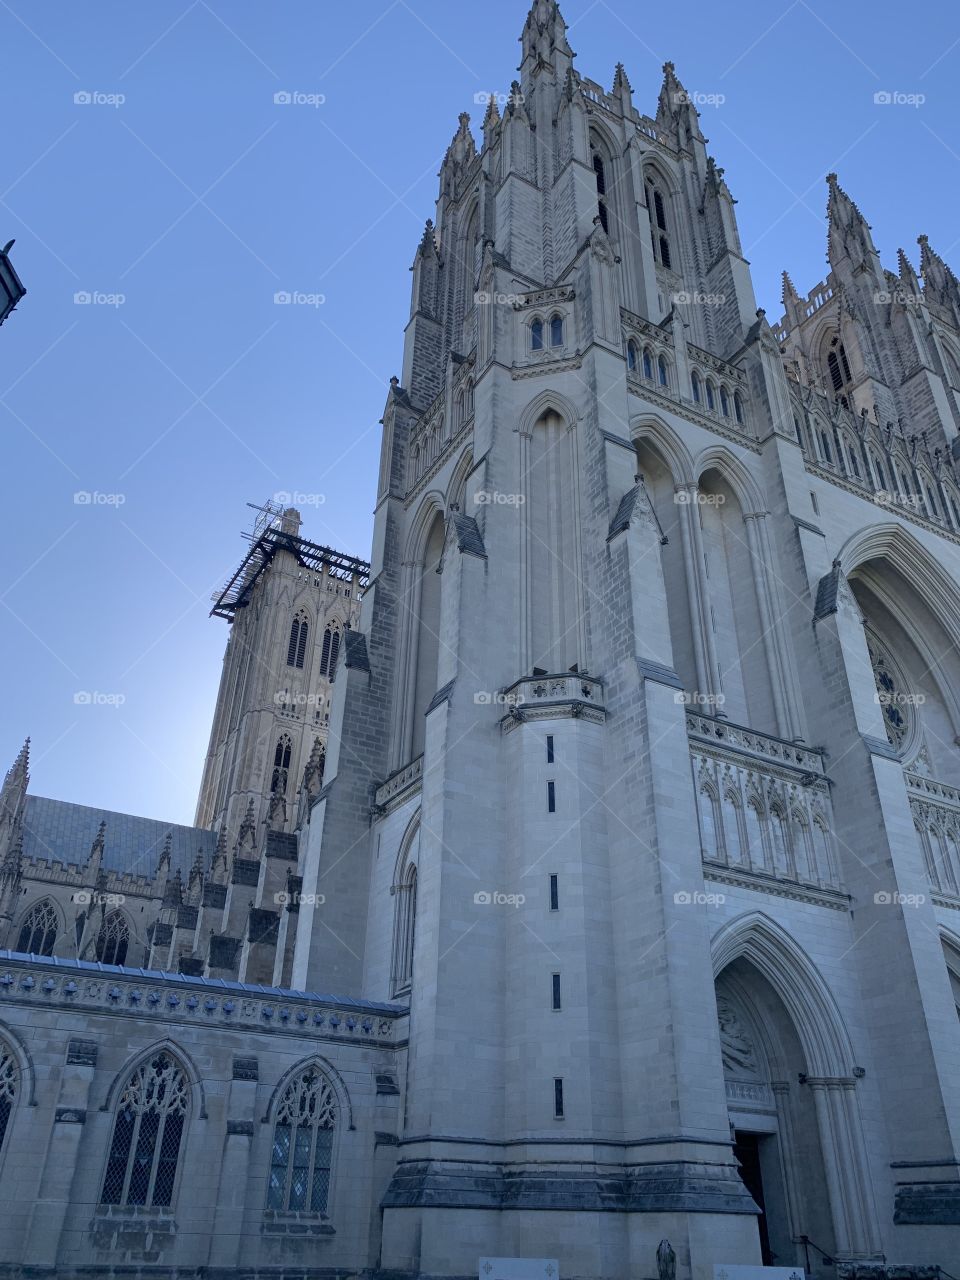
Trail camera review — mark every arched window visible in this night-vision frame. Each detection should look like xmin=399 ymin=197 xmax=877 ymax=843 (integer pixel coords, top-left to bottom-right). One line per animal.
xmin=319 ymin=625 xmax=341 ymax=679
xmin=720 ymin=386 xmax=730 ymax=417
xmin=0 ymin=1042 xmax=15 ymax=1158
xmin=267 ymin=1067 xmax=337 ymax=1214
xmin=657 ymin=355 xmax=669 ymax=388
xmin=627 ymin=340 xmax=638 ymax=372
xmin=272 ymin=734 xmax=292 ymax=795
xmin=646 ymin=179 xmax=672 ymax=269
xmin=550 ymin=314 xmax=564 ymax=347
xmin=706 ymin=381 xmax=716 ymax=412
xmin=592 ymin=151 xmax=609 ymax=234
xmin=531 ymin=318 xmax=544 ymax=351
xmin=286 ymin=613 xmax=309 ymax=669
xmin=819 ymin=428 xmax=832 ymax=464
xmin=734 ymin=391 xmax=744 ymax=424
xmin=745 ymin=800 xmax=766 ymax=871
xmin=692 ymin=371 xmax=702 ymax=403
xmin=16 ymin=900 xmax=57 ymax=956
xmin=96 ymin=911 xmax=130 ymax=967
xmin=642 ymin=348 xmax=653 ymax=380
xmin=826 ymin=340 xmax=852 ymax=395
xmin=698 ymin=785 xmax=721 ymax=860
xmin=101 ymin=1053 xmax=188 ymax=1208
xmin=392 ymin=862 xmax=418 ymax=995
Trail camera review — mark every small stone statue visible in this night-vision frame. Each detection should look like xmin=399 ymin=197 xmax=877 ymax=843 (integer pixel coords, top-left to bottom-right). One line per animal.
xmin=656 ymin=1238 xmax=676 ymax=1280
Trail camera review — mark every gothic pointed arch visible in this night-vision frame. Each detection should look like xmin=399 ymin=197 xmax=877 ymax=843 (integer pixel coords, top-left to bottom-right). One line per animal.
xmin=519 ymin=395 xmax=585 ymax=671
xmin=693 ymin=444 xmax=766 ymax=514
xmin=630 ymin=414 xmax=696 ymax=486
xmin=712 ymin=912 xmax=855 ymax=1077
xmin=397 ymin=493 xmax=448 ymax=762
xmin=0 ymin=1019 xmax=36 ymax=1107
xmin=263 ymin=1058 xmax=343 ymax=1216
xmin=517 ymin=388 xmax=581 ymax=439
xmin=446 ymin=447 xmax=475 ymax=514
xmin=100 ymin=1038 xmax=206 ymax=1118
xmin=14 ymin=897 xmax=62 ymax=956
xmin=99 ymin=1046 xmax=193 ymax=1209
xmin=0 ymin=1033 xmax=19 ymax=1165
xmin=95 ymin=909 xmax=130 ymax=967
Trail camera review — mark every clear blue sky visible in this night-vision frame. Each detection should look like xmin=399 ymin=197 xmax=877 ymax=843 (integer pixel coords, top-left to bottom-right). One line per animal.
xmin=2 ymin=0 xmax=958 ymax=825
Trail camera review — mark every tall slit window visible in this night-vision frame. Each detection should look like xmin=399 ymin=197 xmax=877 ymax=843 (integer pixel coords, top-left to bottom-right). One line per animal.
xmin=16 ymin=900 xmax=58 ymax=956
xmin=531 ymin=318 xmax=544 ymax=351
xmin=272 ymin=734 xmax=292 ymax=795
xmin=550 ymin=315 xmax=564 ymax=348
xmin=287 ymin=613 xmax=309 ymax=669
xmin=392 ymin=863 xmax=417 ymax=996
xmin=646 ymin=179 xmax=671 ymax=269
xmin=101 ymin=1053 xmax=188 ymax=1208
xmin=592 ymin=151 xmax=609 ymax=234
xmin=267 ymin=1067 xmax=337 ymax=1215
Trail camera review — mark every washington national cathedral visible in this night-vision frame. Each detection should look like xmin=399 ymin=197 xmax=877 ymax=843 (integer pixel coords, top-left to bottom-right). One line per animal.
xmin=5 ymin=4 xmax=960 ymax=1277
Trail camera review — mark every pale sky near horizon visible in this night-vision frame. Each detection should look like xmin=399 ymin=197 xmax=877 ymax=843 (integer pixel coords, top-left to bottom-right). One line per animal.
xmin=2 ymin=0 xmax=958 ymax=825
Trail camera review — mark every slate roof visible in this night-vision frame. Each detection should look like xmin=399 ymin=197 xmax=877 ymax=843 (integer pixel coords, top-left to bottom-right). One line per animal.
xmin=21 ymin=795 xmax=218 ymax=881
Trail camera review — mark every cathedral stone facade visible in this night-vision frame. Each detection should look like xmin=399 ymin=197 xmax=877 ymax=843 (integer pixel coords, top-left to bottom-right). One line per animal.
xmin=1 ymin=3 xmax=960 ymax=1276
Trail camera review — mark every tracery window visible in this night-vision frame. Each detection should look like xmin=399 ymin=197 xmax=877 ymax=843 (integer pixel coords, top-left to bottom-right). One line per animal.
xmin=646 ymin=179 xmax=671 ymax=269
xmin=868 ymin=633 xmax=912 ymax=752
xmin=319 ymin=625 xmax=341 ymax=679
xmin=286 ymin=613 xmax=309 ymax=669
xmin=16 ymin=900 xmax=57 ymax=956
xmin=267 ymin=1067 xmax=337 ymax=1214
xmin=95 ymin=910 xmax=130 ymax=967
xmin=101 ymin=1053 xmax=188 ymax=1208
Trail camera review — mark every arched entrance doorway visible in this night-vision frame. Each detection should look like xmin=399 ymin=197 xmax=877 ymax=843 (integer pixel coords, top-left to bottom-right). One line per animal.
xmin=714 ymin=914 xmax=882 ymax=1271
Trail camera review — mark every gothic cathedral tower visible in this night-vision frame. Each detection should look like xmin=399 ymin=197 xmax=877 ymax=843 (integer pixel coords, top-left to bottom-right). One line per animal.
xmin=196 ymin=504 xmax=367 ymax=851
xmin=294 ymin=2 xmax=960 ymax=1274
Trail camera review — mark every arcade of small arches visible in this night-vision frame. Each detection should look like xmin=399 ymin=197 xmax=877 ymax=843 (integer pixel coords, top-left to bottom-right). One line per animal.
xmin=794 ymin=402 xmax=960 ymax=535
xmin=408 ymin=377 xmax=474 ymax=489
xmin=0 ymin=1037 xmax=343 ymax=1221
xmin=624 ymin=333 xmax=748 ymax=429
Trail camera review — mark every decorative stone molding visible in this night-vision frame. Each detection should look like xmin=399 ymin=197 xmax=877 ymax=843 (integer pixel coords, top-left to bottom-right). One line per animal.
xmin=374 ymin=756 xmax=423 ymax=811
xmin=0 ymin=952 xmax=404 ymax=1045
xmin=498 ymin=673 xmax=605 ymax=730
xmin=511 ymin=353 xmax=583 ymax=380
xmin=686 ymin=713 xmax=825 ymax=778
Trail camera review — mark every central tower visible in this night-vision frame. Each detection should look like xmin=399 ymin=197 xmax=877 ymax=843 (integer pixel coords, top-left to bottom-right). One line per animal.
xmin=293 ymin=4 xmax=769 ymax=1273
